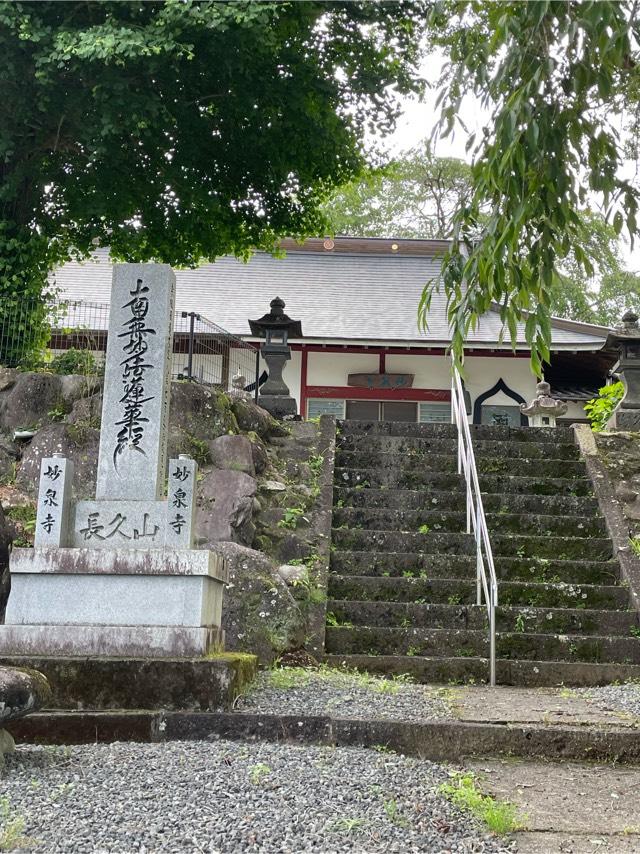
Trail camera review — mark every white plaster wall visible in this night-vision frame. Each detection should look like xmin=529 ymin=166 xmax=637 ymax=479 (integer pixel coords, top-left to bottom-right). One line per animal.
xmin=464 ymin=356 xmax=538 ymax=416
xmin=307 ymin=351 xmax=380 ymax=386
xmin=384 ymin=354 xmax=450 ymax=390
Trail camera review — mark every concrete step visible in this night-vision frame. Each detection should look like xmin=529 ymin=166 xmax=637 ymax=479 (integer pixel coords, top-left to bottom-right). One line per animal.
xmin=337 ymin=435 xmax=580 ymax=461
xmin=327 ymin=600 xmax=638 ymax=636
xmin=11 ymin=708 xmax=640 ymax=765
xmin=322 ymin=653 xmax=640 ymax=687
xmin=329 ymin=551 xmax=620 ymax=585
xmin=331 ymin=528 xmax=614 ymax=560
xmin=337 ymin=421 xmax=575 ymax=444
xmin=335 ymin=450 xmax=588 ymax=479
xmin=333 ymin=487 xmax=599 ymax=517
xmin=332 ymin=507 xmax=607 ymax=538
xmin=335 ymin=467 xmax=593 ymax=495
xmin=327 ymin=575 xmax=628 ymax=609
xmin=325 ymin=626 xmax=640 ymax=664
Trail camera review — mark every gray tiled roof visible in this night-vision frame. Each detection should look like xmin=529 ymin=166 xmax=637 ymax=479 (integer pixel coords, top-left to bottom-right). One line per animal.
xmin=51 ymin=247 xmax=608 ymax=348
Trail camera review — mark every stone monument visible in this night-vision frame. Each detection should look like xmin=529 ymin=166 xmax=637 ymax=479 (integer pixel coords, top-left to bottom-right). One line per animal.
xmin=0 ymin=264 xmax=226 ymax=658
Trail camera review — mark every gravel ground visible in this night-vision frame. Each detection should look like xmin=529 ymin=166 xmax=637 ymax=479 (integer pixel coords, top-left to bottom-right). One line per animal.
xmin=1 ymin=740 xmax=514 ymax=853
xmin=574 ymin=683 xmax=640 ymax=719
xmin=236 ymin=668 xmax=453 ymax=723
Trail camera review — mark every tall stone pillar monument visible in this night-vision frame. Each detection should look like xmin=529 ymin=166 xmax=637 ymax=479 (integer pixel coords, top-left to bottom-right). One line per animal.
xmin=0 ymin=264 xmax=226 ymax=658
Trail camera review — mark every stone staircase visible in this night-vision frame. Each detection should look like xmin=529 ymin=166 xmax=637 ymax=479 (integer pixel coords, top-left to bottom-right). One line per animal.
xmin=325 ymin=421 xmax=640 ymax=686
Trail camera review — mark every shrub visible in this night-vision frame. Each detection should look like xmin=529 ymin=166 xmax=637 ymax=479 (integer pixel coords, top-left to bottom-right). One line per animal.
xmin=49 ymin=348 xmax=98 ymax=376
xmin=584 ymin=381 xmax=624 ymax=431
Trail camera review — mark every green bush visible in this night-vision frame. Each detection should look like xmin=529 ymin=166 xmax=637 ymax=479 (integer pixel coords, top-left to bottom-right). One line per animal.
xmin=584 ymin=381 xmax=624 ymax=431
xmin=49 ymin=348 xmax=98 ymax=376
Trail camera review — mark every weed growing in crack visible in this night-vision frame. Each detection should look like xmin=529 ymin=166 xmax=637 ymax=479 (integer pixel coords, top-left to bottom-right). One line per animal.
xmin=438 ymin=771 xmax=525 ymax=836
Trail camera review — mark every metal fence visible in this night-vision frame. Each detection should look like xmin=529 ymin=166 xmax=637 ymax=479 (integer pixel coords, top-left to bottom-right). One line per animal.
xmin=0 ymin=298 xmax=260 ymax=400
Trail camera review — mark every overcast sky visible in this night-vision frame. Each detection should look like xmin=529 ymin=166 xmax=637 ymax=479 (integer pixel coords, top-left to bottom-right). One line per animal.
xmin=380 ymin=52 xmax=640 ymax=273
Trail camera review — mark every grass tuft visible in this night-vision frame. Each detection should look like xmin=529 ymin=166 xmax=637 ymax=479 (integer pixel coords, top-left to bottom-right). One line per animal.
xmin=438 ymin=771 xmax=524 ymax=836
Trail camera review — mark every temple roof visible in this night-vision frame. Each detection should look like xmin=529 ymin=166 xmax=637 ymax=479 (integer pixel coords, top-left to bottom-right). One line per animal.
xmin=51 ymin=237 xmax=610 ymax=350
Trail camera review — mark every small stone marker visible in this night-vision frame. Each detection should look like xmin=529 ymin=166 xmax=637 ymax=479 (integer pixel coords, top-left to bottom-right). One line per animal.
xmin=165 ymin=456 xmax=198 ymax=548
xmin=34 ymin=455 xmax=74 ymax=547
xmin=96 ymin=264 xmax=176 ymax=501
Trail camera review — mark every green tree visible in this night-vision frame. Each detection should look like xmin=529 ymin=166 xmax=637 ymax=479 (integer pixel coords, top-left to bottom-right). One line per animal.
xmin=323 ymin=141 xmax=473 ymax=239
xmin=421 ymin=1 xmax=640 ymax=374
xmin=550 ymin=212 xmax=640 ymax=326
xmin=0 ymin=0 xmax=428 ymax=363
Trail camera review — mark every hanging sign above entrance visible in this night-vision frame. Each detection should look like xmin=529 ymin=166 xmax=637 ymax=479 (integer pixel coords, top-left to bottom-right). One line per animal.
xmin=347 ymin=373 xmax=414 ymax=390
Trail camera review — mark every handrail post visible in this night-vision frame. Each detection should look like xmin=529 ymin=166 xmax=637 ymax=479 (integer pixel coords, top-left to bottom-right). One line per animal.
xmin=489 ymin=600 xmax=496 ymax=687
xmin=476 ymin=502 xmax=482 ymax=605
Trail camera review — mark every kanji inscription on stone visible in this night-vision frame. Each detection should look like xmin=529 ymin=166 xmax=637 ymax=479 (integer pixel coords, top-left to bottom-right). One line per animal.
xmin=164 ymin=457 xmax=198 ymax=548
xmin=34 ymin=456 xmax=74 ymax=547
xmin=95 ymin=264 xmax=176 ymax=501
xmin=72 ymin=500 xmax=166 ymax=550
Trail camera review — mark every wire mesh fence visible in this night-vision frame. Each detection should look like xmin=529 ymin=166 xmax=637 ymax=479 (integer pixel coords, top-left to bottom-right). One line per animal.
xmin=0 ymin=298 xmax=260 ymax=400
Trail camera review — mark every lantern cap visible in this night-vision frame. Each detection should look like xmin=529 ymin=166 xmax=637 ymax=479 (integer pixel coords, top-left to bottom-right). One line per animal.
xmin=520 ymin=381 xmax=568 ymax=418
xmin=605 ymin=310 xmax=640 ymax=350
xmin=249 ymin=297 xmax=303 ymax=338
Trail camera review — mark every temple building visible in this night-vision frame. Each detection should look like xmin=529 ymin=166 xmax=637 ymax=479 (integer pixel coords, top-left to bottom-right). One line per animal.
xmin=52 ymin=236 xmax=614 ymax=425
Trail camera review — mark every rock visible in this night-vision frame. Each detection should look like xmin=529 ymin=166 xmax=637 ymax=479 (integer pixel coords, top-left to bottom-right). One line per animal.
xmin=262 ymin=480 xmax=286 ymax=492
xmin=0 ymin=371 xmax=99 ymax=433
xmin=0 ymin=372 xmax=69 ymax=431
xmin=59 ymin=374 xmax=102 ymax=405
xmin=270 ymin=435 xmax=313 ymax=460
xmin=197 ymin=469 xmax=257 ymax=546
xmin=624 ymin=499 xmax=640 ymax=521
xmin=0 ymin=438 xmax=19 ymax=485
xmin=0 ymin=368 xmax=18 ymax=393
xmin=250 ymin=439 xmax=269 ymax=475
xmin=0 ymin=728 xmax=14 ymax=766
xmin=0 ymin=666 xmax=52 ymax=725
xmin=168 ymin=383 xmax=238 ymax=462
xmin=208 ymin=435 xmax=255 ymax=476
xmin=277 ymin=564 xmax=306 ymax=585
xmin=209 ymin=541 xmax=304 ymax=664
xmin=616 ymin=481 xmax=638 ymax=504
xmin=277 ymin=533 xmax=312 ymax=563
xmin=277 ymin=648 xmax=319 ymax=668
xmin=15 ymin=422 xmax=100 ymax=499
xmin=229 ymin=397 xmax=287 ymax=440
xmin=0 ymin=503 xmax=11 ymax=622
xmin=67 ymin=392 xmax=103 ymax=427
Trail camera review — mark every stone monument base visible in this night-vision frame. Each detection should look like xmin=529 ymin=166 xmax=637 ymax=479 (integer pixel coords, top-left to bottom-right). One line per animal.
xmin=258 ymin=394 xmax=297 ymax=419
xmin=0 ymin=624 xmax=222 ymax=658
xmin=0 ymin=548 xmax=226 ymax=658
xmin=0 ymin=653 xmax=257 ymax=710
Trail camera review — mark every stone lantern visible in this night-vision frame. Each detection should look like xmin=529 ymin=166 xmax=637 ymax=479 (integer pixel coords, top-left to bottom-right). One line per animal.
xmin=249 ymin=297 xmax=302 ymax=419
xmin=520 ymin=381 xmax=568 ymax=427
xmin=604 ymin=311 xmax=640 ymax=430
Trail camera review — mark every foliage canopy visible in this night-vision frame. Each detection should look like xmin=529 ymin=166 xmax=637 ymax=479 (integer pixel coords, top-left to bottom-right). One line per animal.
xmin=0 ymin=0 xmax=428 ymax=361
xmin=421 ymin=1 xmax=640 ymax=374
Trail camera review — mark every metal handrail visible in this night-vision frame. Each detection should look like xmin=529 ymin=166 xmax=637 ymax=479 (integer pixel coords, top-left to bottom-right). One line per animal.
xmin=450 ymin=364 xmax=498 ymax=686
